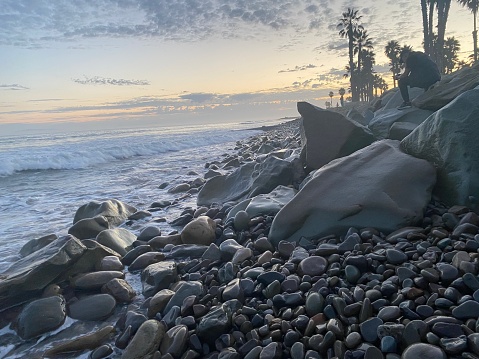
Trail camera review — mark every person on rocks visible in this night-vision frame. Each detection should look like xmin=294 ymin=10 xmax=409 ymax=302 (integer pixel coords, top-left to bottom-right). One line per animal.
xmin=396 ymin=48 xmax=441 ymax=110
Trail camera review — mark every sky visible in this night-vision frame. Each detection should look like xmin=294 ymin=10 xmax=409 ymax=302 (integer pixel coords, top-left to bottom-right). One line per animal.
xmin=0 ymin=0 xmax=475 ymax=133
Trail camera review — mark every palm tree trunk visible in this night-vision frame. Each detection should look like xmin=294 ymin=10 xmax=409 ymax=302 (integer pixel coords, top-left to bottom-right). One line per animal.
xmin=474 ymin=9 xmax=478 ymax=62
xmin=429 ymin=0 xmax=435 ymax=58
xmin=421 ymin=0 xmax=430 ymax=55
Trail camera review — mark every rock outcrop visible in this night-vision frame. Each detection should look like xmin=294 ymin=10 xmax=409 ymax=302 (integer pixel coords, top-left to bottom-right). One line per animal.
xmin=401 ymin=87 xmax=479 ymax=208
xmin=298 ymin=101 xmax=375 ymax=170
xmin=268 ymin=140 xmax=436 ymax=246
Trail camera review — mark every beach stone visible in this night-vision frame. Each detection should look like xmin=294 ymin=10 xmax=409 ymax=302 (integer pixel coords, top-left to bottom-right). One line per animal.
xmin=16 ymin=295 xmax=66 ymax=339
xmin=365 ymin=346 xmax=385 ymax=359
xmin=234 ymin=210 xmax=250 ymax=231
xmin=345 ymin=332 xmax=362 ymax=349
xmin=268 ymin=140 xmax=435 ymax=245
xmin=159 ymin=325 xmax=189 ymax=358
xmin=181 ymin=216 xmax=216 ymax=246
xmin=72 ymin=271 xmax=124 ymax=290
xmin=377 ymin=306 xmax=401 ymax=322
xmin=232 ymin=247 xmax=252 ymax=265
xmin=432 ymin=322 xmax=464 ymax=338
xmin=95 ymin=228 xmax=132 ymax=256
xmin=219 ymin=348 xmax=240 ymax=359
xmin=163 ymin=281 xmax=203 ymax=315
xmin=401 ymin=343 xmax=447 ymax=359
xmin=102 ymin=278 xmax=136 ymax=303
xmin=122 ymin=320 xmax=165 ymax=359
xmin=259 ymin=342 xmax=282 ymax=359
xmin=129 ymin=252 xmax=165 ymax=271
xmin=297 ymin=256 xmax=328 ymax=276
xmin=401 ymin=86 xmax=479 ymax=207
xmin=305 ymin=292 xmax=324 ymax=316
xmin=44 ymin=325 xmax=115 ymax=356
xmin=440 ymin=335 xmax=467 ymax=355
xmin=19 ymin=233 xmax=58 ymax=257
xmin=291 ymin=342 xmax=305 ymax=359
xmin=148 ymin=289 xmax=175 ymax=317
xmin=345 ymin=265 xmax=361 ymax=283
xmin=90 ymin=344 xmax=114 ymax=359
xmin=298 ymin=101 xmax=375 ymax=170
xmin=202 ymin=243 xmax=222 ymax=261
xmin=141 ymin=261 xmax=177 ymax=298
xmin=255 ymin=237 xmax=274 ymax=252
xmin=197 ymin=304 xmax=234 ymax=345
xmin=137 ymin=226 xmax=161 ymax=242
xmin=100 ymin=255 xmax=124 ymax=271
xmin=220 ymin=239 xmax=244 ymax=258
xmin=0 ymin=235 xmax=86 ymax=310
xmin=452 ymin=300 xmax=479 ymax=319
xmin=360 ymin=317 xmax=383 ymax=343
xmin=73 ymin=199 xmax=137 ymax=226
xmin=385 ymin=249 xmax=407 ymax=265
xmin=198 ymin=154 xmax=295 ymax=206
xmin=257 ymin=272 xmax=285 ymax=286
xmin=68 ymin=294 xmax=116 ymax=321
xmin=68 ymin=216 xmax=110 ymax=240
xmin=122 ymin=245 xmax=151 ymax=265
xmin=468 ymin=333 xmax=479 ymax=355
xmin=148 ymin=234 xmax=183 ymax=249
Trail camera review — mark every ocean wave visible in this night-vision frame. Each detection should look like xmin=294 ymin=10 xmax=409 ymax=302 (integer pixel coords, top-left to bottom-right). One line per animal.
xmin=0 ymin=129 xmax=258 ymax=177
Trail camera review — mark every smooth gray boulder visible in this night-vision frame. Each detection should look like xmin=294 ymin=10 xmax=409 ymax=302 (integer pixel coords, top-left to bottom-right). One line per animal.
xmin=401 ymin=87 xmax=479 ymax=208
xmin=19 ymin=234 xmax=58 ymax=257
xmin=268 ymin=140 xmax=436 ymax=246
xmin=16 ymin=296 xmax=66 ymax=339
xmin=226 ymin=185 xmax=297 ymax=221
xmin=96 ymin=228 xmax=137 ymax=256
xmin=0 ymin=235 xmax=86 ymax=310
xmin=298 ymin=101 xmax=375 ymax=170
xmin=73 ymin=199 xmax=137 ymax=226
xmin=376 ymin=87 xmax=424 ymax=113
xmin=68 ymin=294 xmax=116 ymax=321
xmin=68 ymin=216 xmax=110 ymax=240
xmin=368 ymin=107 xmax=433 ymax=139
xmin=197 ymin=155 xmax=294 ymax=206
xmin=141 ymin=261 xmax=178 ymax=298
xmin=121 ymin=319 xmax=165 ymax=359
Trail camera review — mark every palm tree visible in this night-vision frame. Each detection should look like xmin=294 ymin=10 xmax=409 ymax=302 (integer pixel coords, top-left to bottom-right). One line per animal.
xmin=385 ymin=40 xmax=401 ymax=87
xmin=457 ymin=0 xmax=478 ymax=62
xmin=421 ymin=0 xmax=437 ymax=55
xmin=354 ymin=29 xmax=374 ymax=74
xmin=359 ymin=49 xmax=376 ymax=102
xmin=338 ymin=8 xmax=363 ymax=102
xmin=436 ymin=0 xmax=452 ymax=72
xmin=444 ymin=37 xmax=461 ymax=73
xmin=329 ymin=91 xmax=334 ymax=107
xmin=338 ymin=88 xmax=346 ymax=106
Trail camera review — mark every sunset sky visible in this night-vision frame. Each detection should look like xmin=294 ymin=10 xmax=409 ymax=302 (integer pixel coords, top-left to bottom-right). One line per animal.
xmin=0 ymin=0 xmax=475 ymax=133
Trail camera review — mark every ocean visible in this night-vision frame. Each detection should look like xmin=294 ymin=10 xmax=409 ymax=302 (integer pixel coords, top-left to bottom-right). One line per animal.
xmin=0 ymin=118 xmax=284 ymax=274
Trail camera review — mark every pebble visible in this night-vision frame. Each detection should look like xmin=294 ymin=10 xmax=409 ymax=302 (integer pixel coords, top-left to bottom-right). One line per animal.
xmin=401 ymin=343 xmax=447 ymax=359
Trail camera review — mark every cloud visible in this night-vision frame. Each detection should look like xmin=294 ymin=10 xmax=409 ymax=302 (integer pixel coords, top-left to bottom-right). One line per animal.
xmin=0 ymin=84 xmax=29 ymax=90
xmin=72 ymin=76 xmax=150 ymax=86
xmin=278 ymin=64 xmax=317 ymax=73
xmin=179 ymin=92 xmax=221 ymax=103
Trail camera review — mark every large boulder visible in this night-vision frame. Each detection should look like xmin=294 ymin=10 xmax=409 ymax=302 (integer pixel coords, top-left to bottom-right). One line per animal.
xmin=141 ymin=261 xmax=178 ymax=298
xmin=226 ymin=185 xmax=297 ymax=220
xmin=16 ymin=295 xmax=66 ymax=339
xmin=73 ymin=199 xmax=137 ymax=226
xmin=368 ymin=107 xmax=433 ymax=139
xmin=68 ymin=294 xmax=116 ymax=321
xmin=268 ymin=140 xmax=436 ymax=246
xmin=96 ymin=228 xmax=137 ymax=256
xmin=412 ymin=63 xmax=479 ymax=111
xmin=401 ymin=87 xmax=479 ymax=208
xmin=0 ymin=235 xmax=86 ymax=310
xmin=197 ymin=155 xmax=295 ymax=206
xmin=68 ymin=216 xmax=110 ymax=240
xmin=121 ymin=320 xmax=165 ymax=359
xmin=298 ymin=102 xmax=375 ymax=170
xmin=181 ymin=216 xmax=216 ymax=245
xmin=375 ymin=87 xmax=425 ymax=112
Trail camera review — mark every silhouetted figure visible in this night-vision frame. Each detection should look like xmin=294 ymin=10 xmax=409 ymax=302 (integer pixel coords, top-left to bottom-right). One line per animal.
xmin=396 ymin=49 xmax=441 ymax=110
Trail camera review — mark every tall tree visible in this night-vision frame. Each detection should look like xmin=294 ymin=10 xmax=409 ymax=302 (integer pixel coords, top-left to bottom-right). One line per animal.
xmin=354 ymin=29 xmax=374 ymax=74
xmin=359 ymin=49 xmax=376 ymax=102
xmin=338 ymin=8 xmax=363 ymax=101
xmin=435 ymin=0 xmax=452 ymax=72
xmin=385 ymin=40 xmax=401 ymax=87
xmin=329 ymin=91 xmax=334 ymax=107
xmin=457 ymin=0 xmax=478 ymax=62
xmin=443 ymin=37 xmax=461 ymax=73
xmin=338 ymin=88 xmax=346 ymax=106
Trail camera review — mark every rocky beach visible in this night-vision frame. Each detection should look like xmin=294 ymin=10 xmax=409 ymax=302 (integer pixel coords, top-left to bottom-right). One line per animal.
xmin=1 ymin=63 xmax=479 ymax=359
